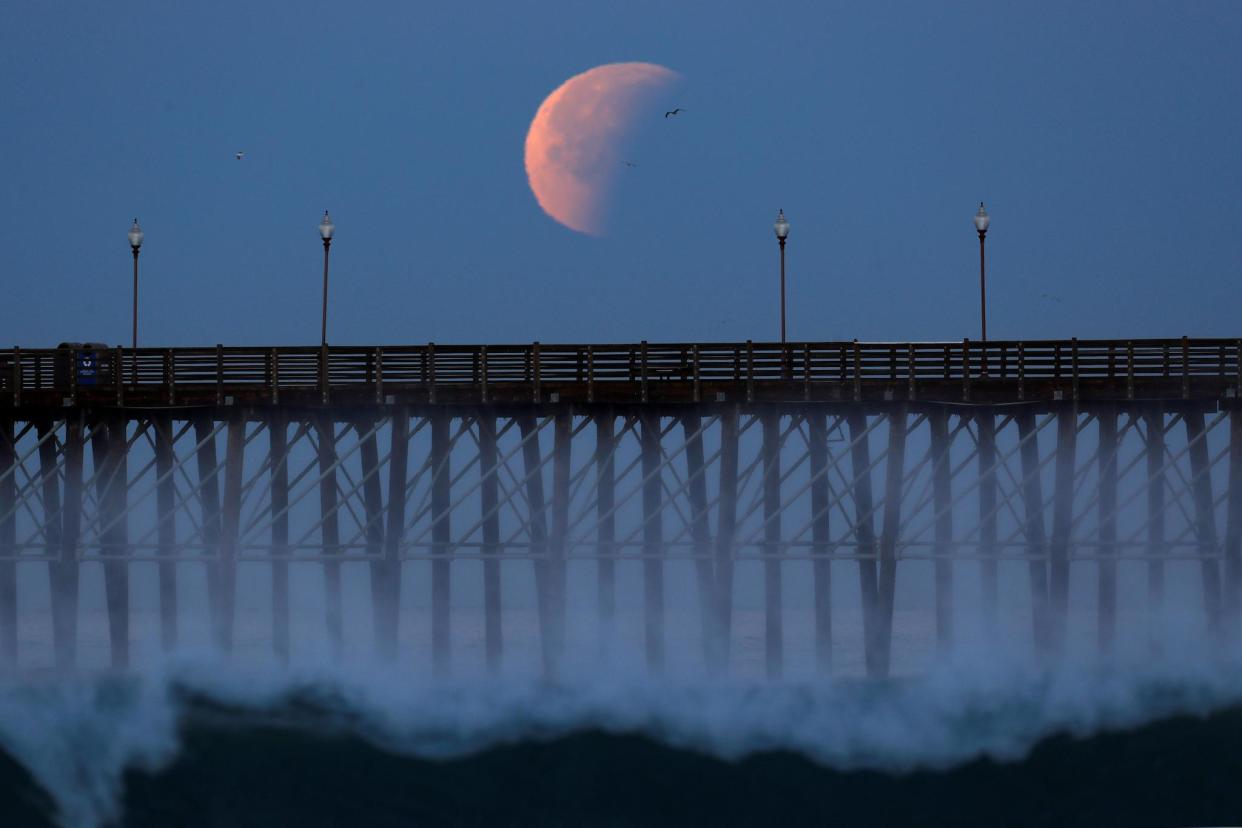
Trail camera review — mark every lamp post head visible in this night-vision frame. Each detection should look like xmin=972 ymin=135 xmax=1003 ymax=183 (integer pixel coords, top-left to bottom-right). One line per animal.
xmin=973 ymin=202 xmax=990 ymax=236
xmin=774 ymin=209 xmax=790 ymax=242
xmin=318 ymin=210 xmax=335 ymax=243
xmin=127 ymin=218 xmax=144 ymax=251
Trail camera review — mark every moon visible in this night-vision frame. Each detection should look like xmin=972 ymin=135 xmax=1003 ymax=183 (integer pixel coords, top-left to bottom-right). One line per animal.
xmin=525 ymin=62 xmax=679 ymax=236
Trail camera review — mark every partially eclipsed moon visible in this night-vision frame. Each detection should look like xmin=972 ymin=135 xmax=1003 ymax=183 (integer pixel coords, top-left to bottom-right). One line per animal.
xmin=525 ymin=62 xmax=678 ymax=235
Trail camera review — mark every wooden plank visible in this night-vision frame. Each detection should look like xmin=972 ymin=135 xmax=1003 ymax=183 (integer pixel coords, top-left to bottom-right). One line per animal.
xmin=807 ymin=412 xmax=832 ymax=675
xmin=847 ymin=410 xmax=882 ymax=677
xmin=153 ymin=414 xmax=178 ymax=652
xmin=641 ymin=411 xmax=664 ymax=673
xmin=762 ymin=412 xmax=783 ymax=679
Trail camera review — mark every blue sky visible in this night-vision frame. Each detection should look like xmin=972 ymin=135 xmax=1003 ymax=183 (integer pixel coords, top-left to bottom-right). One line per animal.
xmin=2 ymin=1 xmax=1240 ymax=347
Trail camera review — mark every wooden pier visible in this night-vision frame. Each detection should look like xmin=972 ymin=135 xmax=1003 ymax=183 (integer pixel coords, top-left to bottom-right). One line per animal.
xmin=2 ymin=337 xmax=1241 ymax=676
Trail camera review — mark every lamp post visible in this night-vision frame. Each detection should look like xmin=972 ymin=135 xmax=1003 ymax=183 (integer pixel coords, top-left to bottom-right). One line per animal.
xmin=774 ymin=209 xmax=790 ymax=343
xmin=127 ymin=218 xmax=144 ymax=385
xmin=974 ymin=202 xmax=989 ymax=342
xmin=318 ymin=210 xmax=335 ymax=347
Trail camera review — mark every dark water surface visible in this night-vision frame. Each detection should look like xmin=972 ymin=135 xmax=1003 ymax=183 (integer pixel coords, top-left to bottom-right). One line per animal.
xmin=4 ymin=696 xmax=1241 ymax=827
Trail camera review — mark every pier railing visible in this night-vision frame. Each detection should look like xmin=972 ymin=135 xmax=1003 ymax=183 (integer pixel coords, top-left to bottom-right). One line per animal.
xmin=3 ymin=337 xmax=1240 ymax=406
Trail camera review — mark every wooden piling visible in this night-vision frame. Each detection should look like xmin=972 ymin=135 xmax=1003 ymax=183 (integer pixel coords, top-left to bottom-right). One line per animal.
xmin=315 ymin=414 xmax=344 ymax=657
xmin=641 ymin=412 xmax=665 ymax=674
xmin=153 ymin=414 xmax=178 ymax=652
xmin=595 ymin=413 xmax=617 ymax=658
xmin=430 ymin=414 xmax=452 ymax=675
xmin=37 ymin=422 xmax=67 ymax=665
xmin=194 ymin=416 xmax=224 ymax=649
xmin=91 ymin=418 xmax=130 ymax=668
xmin=218 ymin=416 xmax=244 ymax=653
xmin=358 ymin=419 xmax=386 ymax=660
xmin=847 ymin=410 xmax=882 ymax=677
xmin=807 ymin=412 xmax=833 ymax=674
xmin=682 ymin=412 xmax=717 ymax=671
xmin=1185 ymin=408 xmax=1223 ymax=635
xmin=877 ymin=407 xmax=908 ymax=677
xmin=0 ymin=418 xmax=15 ymax=668
xmin=1097 ymin=406 xmax=1118 ymax=655
xmin=761 ymin=411 xmax=784 ymax=679
xmin=1144 ymin=408 xmax=1166 ymax=621
xmin=1015 ymin=412 xmax=1051 ymax=657
xmin=382 ymin=410 xmax=410 ymax=662
xmin=550 ymin=413 xmax=571 ymax=665
xmin=715 ymin=407 xmax=740 ymax=672
xmin=56 ymin=414 xmax=84 ymax=670
xmin=1049 ymin=408 xmax=1077 ymax=654
xmin=479 ymin=415 xmax=502 ymax=672
xmin=929 ymin=408 xmax=954 ymax=654
xmin=269 ymin=413 xmax=291 ymax=662
xmin=976 ymin=411 xmax=999 ymax=626
xmin=518 ymin=415 xmax=554 ymax=677
xmin=1225 ymin=410 xmax=1242 ymax=630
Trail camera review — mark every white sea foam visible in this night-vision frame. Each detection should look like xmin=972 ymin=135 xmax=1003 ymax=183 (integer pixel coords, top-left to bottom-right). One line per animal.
xmin=4 ymin=647 xmax=1242 ymax=828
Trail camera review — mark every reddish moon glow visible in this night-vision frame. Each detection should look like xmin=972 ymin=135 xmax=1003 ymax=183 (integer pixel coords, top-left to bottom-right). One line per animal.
xmin=525 ymin=62 xmax=678 ymax=235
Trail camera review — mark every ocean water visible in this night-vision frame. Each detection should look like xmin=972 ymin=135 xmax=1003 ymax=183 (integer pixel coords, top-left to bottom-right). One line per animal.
xmin=3 ymin=600 xmax=1242 ymax=827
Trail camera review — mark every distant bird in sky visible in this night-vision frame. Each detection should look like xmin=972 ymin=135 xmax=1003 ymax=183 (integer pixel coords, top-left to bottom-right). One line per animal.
xmin=1040 ymin=293 xmax=1063 ymax=303
xmin=235 ymin=151 xmax=245 ymax=160
xmin=623 ymin=161 xmax=638 ymax=167
xmin=664 ymin=107 xmax=684 ymax=118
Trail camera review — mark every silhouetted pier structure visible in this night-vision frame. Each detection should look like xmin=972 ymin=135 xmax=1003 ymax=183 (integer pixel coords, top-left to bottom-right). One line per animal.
xmin=2 ymin=338 xmax=1242 ymax=677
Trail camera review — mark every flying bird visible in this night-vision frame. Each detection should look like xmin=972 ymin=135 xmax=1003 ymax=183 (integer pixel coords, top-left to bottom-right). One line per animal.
xmin=624 ymin=161 xmax=638 ymax=167
xmin=235 ymin=151 xmax=245 ymax=160
xmin=664 ymin=108 xmax=685 ymax=118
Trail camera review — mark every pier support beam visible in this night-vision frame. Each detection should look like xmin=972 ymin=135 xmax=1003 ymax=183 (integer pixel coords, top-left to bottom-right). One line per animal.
xmin=847 ymin=410 xmax=882 ymax=678
xmin=976 ymin=411 xmax=998 ymax=628
xmin=1097 ymin=406 xmax=1118 ymax=656
xmin=56 ymin=415 xmax=84 ymax=670
xmin=382 ymin=410 xmax=410 ymax=663
xmin=683 ymin=412 xmax=716 ymax=671
xmin=430 ymin=415 xmax=452 ymax=675
xmin=1144 ymin=408 xmax=1166 ymax=626
xmin=877 ymin=407 xmax=908 ymax=677
xmin=595 ymin=414 xmax=617 ymax=658
xmin=1016 ymin=412 xmax=1051 ymax=658
xmin=218 ymin=416 xmax=244 ymax=653
xmin=92 ymin=418 xmax=130 ymax=669
xmin=641 ymin=412 xmax=665 ymax=674
xmin=316 ymin=415 xmax=343 ymax=658
xmin=0 ymin=419 xmax=15 ymax=668
xmin=930 ymin=409 xmax=954 ymax=654
xmin=715 ymin=408 xmax=739 ymax=673
xmin=1226 ymin=410 xmax=1242 ymax=631
xmin=358 ymin=419 xmax=386 ymax=661
xmin=153 ymin=414 xmax=178 ymax=652
xmin=194 ymin=416 xmax=223 ymax=652
xmin=1186 ymin=409 xmax=1223 ymax=635
xmin=479 ymin=415 xmax=501 ymax=672
xmin=269 ymin=414 xmax=291 ymax=663
xmin=1049 ymin=407 xmax=1077 ymax=655
xmin=762 ymin=412 xmax=784 ymax=679
xmin=807 ymin=412 xmax=832 ymax=675
xmin=550 ymin=413 xmax=571 ymax=668
xmin=518 ymin=415 xmax=554 ymax=677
